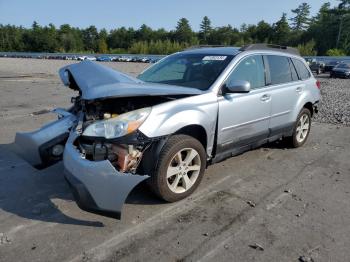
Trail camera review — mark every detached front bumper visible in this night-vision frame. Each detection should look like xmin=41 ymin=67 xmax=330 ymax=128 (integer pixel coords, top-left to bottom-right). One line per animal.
xmin=63 ymin=133 xmax=149 ymax=219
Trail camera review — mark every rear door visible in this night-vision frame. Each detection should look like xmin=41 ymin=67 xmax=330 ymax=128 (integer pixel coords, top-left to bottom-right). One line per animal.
xmin=217 ymin=55 xmax=271 ymax=154
xmin=265 ymin=55 xmax=303 ymax=136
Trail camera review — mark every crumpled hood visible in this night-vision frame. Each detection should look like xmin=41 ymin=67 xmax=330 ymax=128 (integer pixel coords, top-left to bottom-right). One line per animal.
xmin=59 ymin=61 xmax=203 ymax=100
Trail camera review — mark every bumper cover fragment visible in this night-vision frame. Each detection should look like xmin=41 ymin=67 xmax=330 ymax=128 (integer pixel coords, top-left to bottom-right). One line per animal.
xmin=63 ymin=133 xmax=149 ymax=218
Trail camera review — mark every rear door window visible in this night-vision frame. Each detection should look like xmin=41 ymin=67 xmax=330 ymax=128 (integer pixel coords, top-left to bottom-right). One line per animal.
xmin=292 ymin=58 xmax=311 ymax=80
xmin=267 ymin=55 xmax=292 ymax=85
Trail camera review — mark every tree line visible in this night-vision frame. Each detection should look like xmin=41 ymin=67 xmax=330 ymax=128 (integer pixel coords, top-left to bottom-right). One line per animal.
xmin=0 ymin=1 xmax=349 ymax=56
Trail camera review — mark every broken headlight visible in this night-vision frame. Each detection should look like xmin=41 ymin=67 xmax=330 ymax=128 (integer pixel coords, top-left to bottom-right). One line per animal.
xmin=82 ymin=107 xmax=151 ymax=139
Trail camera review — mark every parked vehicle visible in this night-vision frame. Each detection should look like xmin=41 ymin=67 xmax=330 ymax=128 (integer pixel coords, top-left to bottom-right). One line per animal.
xmin=78 ymin=56 xmax=97 ymax=61
xmin=330 ymin=63 xmax=350 ymax=78
xmin=96 ymin=56 xmax=112 ymax=62
xmin=85 ymin=56 xmax=97 ymax=61
xmin=14 ymin=44 xmax=320 ymax=218
xmin=141 ymin=57 xmax=151 ymax=63
xmin=324 ymin=61 xmax=339 ymax=72
xmin=309 ymin=60 xmax=325 ymax=75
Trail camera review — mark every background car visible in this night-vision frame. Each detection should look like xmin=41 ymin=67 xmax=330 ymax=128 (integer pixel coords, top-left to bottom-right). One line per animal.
xmin=330 ymin=63 xmax=350 ymax=78
xmin=96 ymin=56 xmax=112 ymax=62
xmin=324 ymin=60 xmax=339 ymax=72
xmin=309 ymin=60 xmax=325 ymax=75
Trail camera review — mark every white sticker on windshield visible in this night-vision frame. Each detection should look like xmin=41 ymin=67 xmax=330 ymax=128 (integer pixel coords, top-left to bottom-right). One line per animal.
xmin=202 ymin=56 xmax=227 ymax=61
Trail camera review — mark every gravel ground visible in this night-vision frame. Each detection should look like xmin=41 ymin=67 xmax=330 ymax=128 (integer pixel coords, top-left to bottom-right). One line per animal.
xmin=315 ymin=74 xmax=350 ymax=126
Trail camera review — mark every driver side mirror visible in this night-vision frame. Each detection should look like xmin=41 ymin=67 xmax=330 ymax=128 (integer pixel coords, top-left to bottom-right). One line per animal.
xmin=223 ymin=80 xmax=251 ymax=94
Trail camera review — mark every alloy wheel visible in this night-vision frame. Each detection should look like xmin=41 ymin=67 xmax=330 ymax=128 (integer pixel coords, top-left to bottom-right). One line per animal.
xmin=166 ymin=148 xmax=201 ymax=194
xmin=296 ymin=114 xmax=310 ymax=143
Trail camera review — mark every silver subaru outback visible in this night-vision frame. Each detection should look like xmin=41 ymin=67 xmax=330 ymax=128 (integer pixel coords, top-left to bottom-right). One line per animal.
xmin=14 ymin=44 xmax=321 ymax=218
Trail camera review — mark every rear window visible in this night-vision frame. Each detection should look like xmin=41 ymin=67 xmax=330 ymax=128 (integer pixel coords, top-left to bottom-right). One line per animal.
xmin=267 ymin=55 xmax=293 ymax=85
xmin=292 ymin=58 xmax=311 ymax=80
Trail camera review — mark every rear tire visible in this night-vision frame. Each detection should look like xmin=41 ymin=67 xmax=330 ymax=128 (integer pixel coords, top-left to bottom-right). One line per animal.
xmin=148 ymin=135 xmax=206 ymax=202
xmin=286 ymin=108 xmax=312 ymax=148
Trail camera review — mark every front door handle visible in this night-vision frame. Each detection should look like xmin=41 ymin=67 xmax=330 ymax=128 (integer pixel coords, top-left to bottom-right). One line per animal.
xmin=260 ymin=94 xmax=271 ymax=102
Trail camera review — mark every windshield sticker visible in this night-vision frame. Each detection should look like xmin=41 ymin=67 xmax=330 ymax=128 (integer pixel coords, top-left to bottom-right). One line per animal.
xmin=202 ymin=56 xmax=227 ymax=61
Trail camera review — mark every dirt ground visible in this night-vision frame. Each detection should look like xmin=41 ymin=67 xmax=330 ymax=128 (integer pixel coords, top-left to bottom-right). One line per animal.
xmin=0 ymin=58 xmax=349 ymax=262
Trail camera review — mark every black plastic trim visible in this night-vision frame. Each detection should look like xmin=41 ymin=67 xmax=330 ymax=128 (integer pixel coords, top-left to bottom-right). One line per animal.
xmin=212 ymin=122 xmax=294 ymax=164
xmin=37 ymin=133 xmax=69 ymax=169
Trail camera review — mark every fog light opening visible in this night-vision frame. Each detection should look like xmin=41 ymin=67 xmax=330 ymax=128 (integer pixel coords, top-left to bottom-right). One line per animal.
xmin=51 ymin=144 xmax=64 ymax=156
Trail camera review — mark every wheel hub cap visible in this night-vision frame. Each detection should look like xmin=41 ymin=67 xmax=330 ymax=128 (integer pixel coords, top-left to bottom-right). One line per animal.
xmin=296 ymin=114 xmax=310 ymax=143
xmin=166 ymin=148 xmax=201 ymax=194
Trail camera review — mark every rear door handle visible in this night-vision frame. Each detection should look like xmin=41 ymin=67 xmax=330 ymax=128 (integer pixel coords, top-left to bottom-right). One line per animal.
xmin=260 ymin=94 xmax=271 ymax=102
xmin=296 ymin=87 xmax=303 ymax=93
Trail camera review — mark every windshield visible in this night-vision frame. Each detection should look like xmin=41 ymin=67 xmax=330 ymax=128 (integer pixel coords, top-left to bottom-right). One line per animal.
xmin=138 ymin=53 xmax=233 ymax=90
xmin=335 ymin=63 xmax=350 ymax=69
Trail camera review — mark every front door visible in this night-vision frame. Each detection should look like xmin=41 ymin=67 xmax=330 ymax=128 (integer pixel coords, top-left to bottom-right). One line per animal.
xmin=217 ymin=55 xmax=271 ymax=154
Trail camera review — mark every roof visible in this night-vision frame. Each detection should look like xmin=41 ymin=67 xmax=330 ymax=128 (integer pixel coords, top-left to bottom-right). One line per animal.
xmin=182 ymin=46 xmax=241 ymax=56
xmin=182 ymin=44 xmax=300 ymax=56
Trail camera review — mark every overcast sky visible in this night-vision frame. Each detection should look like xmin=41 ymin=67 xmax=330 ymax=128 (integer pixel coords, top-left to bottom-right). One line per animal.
xmin=0 ymin=0 xmax=340 ymax=31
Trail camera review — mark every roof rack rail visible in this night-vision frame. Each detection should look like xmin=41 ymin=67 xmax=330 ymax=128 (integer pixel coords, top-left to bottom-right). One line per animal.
xmin=239 ymin=43 xmax=300 ymax=55
xmin=185 ymin=45 xmax=228 ymax=50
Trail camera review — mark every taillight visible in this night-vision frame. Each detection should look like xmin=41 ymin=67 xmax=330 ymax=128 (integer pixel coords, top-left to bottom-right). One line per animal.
xmin=316 ymin=80 xmax=321 ymax=89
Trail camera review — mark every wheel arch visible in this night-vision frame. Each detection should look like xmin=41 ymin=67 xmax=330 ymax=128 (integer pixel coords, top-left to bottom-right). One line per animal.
xmin=174 ymin=124 xmax=208 ymax=151
xmin=303 ymin=102 xmax=314 ymax=117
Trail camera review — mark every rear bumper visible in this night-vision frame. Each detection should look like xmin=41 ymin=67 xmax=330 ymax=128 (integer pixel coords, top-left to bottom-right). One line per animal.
xmin=63 ymin=132 xmax=149 ymax=219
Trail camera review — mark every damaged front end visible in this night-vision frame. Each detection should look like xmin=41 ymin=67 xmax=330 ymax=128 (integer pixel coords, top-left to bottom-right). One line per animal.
xmin=14 ymin=101 xmax=159 ymax=218
xmin=13 ymin=61 xmax=200 ymax=218
xmin=63 ymin=97 xmax=167 ymax=218
xmin=63 ymin=131 xmax=151 ymax=219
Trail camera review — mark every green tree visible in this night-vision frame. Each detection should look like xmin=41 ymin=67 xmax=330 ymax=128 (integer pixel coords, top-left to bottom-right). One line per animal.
xmin=107 ymin=27 xmax=135 ymax=50
xmin=326 ymin=48 xmax=346 ymax=56
xmin=338 ymin=0 xmax=350 ymax=9
xmin=136 ymin=24 xmax=153 ymax=42
xmin=254 ymin=21 xmax=273 ymax=43
xmin=207 ymin=25 xmax=239 ymax=45
xmin=290 ymin=3 xmax=311 ymax=31
xmin=82 ymin=25 xmax=98 ymax=52
xmin=272 ymin=13 xmax=291 ymax=45
xmin=174 ymin=18 xmax=194 ymax=44
xmin=199 ymin=16 xmax=212 ymax=43
xmin=297 ymin=40 xmax=317 ymax=56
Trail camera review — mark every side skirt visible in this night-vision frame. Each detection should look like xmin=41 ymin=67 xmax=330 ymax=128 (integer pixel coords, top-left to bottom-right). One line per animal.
xmin=210 ymin=122 xmax=294 ymax=165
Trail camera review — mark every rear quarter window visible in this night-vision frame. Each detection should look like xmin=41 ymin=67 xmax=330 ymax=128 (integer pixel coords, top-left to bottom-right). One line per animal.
xmin=267 ymin=55 xmax=293 ymax=85
xmin=292 ymin=58 xmax=311 ymax=80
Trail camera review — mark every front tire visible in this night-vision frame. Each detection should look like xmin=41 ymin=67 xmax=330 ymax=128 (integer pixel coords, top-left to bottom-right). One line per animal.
xmin=148 ymin=135 xmax=206 ymax=202
xmin=287 ymin=108 xmax=312 ymax=148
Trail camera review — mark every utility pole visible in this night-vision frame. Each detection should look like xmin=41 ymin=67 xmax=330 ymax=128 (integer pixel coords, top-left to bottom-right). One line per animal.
xmin=336 ymin=15 xmax=344 ymax=49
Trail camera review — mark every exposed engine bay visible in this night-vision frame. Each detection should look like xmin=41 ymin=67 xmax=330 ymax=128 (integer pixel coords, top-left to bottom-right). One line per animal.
xmin=72 ymin=96 xmax=177 ymax=174
xmin=83 ymin=96 xmax=171 ymax=122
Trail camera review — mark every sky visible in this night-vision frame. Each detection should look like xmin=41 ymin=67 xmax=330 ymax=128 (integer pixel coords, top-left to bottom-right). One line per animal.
xmin=0 ymin=0 xmax=340 ymax=31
